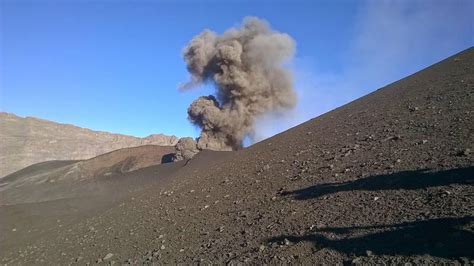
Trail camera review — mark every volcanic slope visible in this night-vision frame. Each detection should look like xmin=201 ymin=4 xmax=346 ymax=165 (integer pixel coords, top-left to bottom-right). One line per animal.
xmin=0 ymin=145 xmax=189 ymax=253
xmin=2 ymin=48 xmax=473 ymax=264
xmin=0 ymin=145 xmax=176 ymax=205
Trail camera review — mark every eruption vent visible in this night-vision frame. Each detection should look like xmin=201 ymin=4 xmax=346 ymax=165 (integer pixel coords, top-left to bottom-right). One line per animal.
xmin=181 ymin=17 xmax=297 ymax=151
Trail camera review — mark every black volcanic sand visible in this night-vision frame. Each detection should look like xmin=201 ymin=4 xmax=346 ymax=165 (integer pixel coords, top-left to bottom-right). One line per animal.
xmin=1 ymin=48 xmax=473 ymax=264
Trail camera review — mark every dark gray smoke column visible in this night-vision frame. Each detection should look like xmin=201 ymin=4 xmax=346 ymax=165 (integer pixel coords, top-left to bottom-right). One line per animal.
xmin=181 ymin=17 xmax=297 ymax=151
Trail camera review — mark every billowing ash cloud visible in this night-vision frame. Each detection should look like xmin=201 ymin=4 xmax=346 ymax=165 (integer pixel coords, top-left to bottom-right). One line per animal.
xmin=181 ymin=17 xmax=297 ymax=151
xmin=173 ymin=137 xmax=199 ymax=161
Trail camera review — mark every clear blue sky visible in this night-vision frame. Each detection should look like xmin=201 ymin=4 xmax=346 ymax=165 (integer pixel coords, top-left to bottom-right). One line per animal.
xmin=1 ymin=0 xmax=472 ymax=140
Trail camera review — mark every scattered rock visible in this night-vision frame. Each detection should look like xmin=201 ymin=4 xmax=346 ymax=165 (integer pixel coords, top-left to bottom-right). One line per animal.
xmin=456 ymin=148 xmax=471 ymax=156
xmin=103 ymin=253 xmax=114 ymax=260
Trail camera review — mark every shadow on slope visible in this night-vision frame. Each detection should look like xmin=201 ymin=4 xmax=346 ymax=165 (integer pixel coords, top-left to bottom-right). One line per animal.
xmin=0 ymin=145 xmax=176 ymax=203
xmin=269 ymin=216 xmax=474 ymax=259
xmin=0 ymin=160 xmax=79 ymax=183
xmin=282 ymin=167 xmax=474 ymax=200
xmin=161 ymin=153 xmax=175 ymax=163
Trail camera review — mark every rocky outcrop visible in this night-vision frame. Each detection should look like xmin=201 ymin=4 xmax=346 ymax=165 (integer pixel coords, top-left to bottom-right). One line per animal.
xmin=0 ymin=112 xmax=179 ymax=177
xmin=173 ymin=137 xmax=200 ymax=161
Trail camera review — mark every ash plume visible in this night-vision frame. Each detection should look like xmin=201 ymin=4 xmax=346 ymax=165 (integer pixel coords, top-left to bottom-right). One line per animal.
xmin=181 ymin=17 xmax=297 ymax=151
xmin=173 ymin=137 xmax=199 ymax=161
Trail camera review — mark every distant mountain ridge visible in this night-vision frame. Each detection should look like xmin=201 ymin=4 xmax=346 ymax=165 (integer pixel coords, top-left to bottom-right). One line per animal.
xmin=0 ymin=112 xmax=178 ymax=177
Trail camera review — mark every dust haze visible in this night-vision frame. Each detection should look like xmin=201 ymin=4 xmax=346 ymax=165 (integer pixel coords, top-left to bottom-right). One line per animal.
xmin=180 ymin=17 xmax=297 ymax=151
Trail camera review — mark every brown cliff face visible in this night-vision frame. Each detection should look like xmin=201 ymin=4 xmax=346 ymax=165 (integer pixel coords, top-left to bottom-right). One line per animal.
xmin=0 ymin=113 xmax=178 ymax=177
